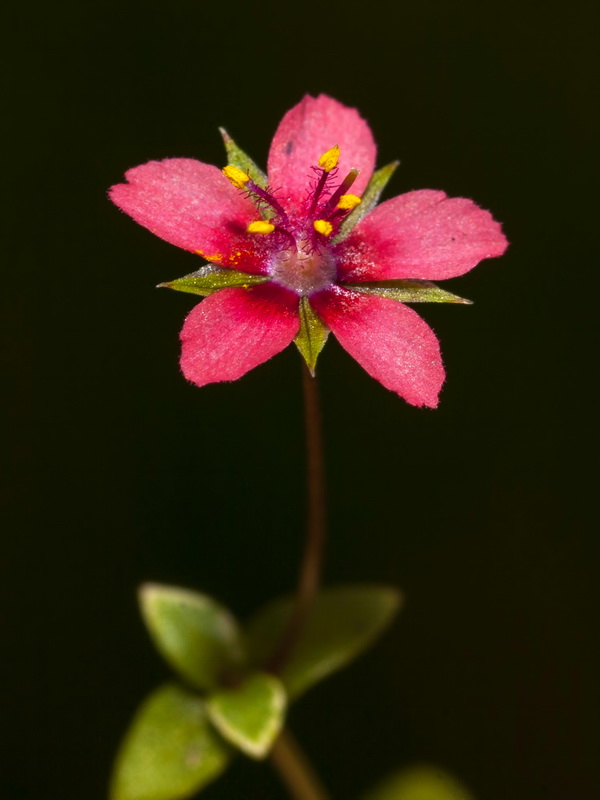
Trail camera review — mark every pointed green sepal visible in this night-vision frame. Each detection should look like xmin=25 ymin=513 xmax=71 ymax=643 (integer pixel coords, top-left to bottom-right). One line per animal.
xmin=294 ymin=296 xmax=330 ymax=375
xmin=364 ymin=766 xmax=474 ymax=800
xmin=344 ymin=280 xmax=472 ymax=304
xmin=245 ymin=585 xmax=402 ymax=699
xmin=206 ymin=672 xmax=287 ymax=760
xmin=158 ymin=265 xmax=268 ymax=297
xmin=219 ymin=128 xmax=267 ymax=189
xmin=110 ymin=683 xmax=232 ymax=800
xmin=139 ymin=584 xmax=245 ymax=692
xmin=334 ymin=160 xmax=400 ymax=242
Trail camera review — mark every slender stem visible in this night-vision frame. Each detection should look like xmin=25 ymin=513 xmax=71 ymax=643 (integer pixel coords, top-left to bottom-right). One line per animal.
xmin=267 ymin=364 xmax=330 ymax=799
xmin=271 ymin=730 xmax=331 ymax=800
xmin=299 ymin=362 xmax=327 ymax=606
xmin=266 ymin=363 xmax=326 ymax=672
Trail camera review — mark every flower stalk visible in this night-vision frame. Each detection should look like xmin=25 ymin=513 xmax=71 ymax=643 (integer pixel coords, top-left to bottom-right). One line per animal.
xmin=267 ymin=363 xmax=326 ymax=673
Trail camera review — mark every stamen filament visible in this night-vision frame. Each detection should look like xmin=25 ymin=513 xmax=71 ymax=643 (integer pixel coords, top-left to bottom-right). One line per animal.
xmin=246 ymin=180 xmax=291 ymax=228
xmin=307 ymin=145 xmax=340 ymax=217
xmin=307 ymin=170 xmax=332 ymax=218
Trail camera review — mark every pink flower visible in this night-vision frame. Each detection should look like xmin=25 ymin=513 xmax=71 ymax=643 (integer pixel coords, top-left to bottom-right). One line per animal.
xmin=110 ymin=95 xmax=507 ymax=407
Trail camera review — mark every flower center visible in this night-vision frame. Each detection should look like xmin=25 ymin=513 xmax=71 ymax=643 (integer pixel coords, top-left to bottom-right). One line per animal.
xmin=222 ymin=146 xmax=364 ymax=296
xmin=268 ymin=236 xmax=337 ymax=296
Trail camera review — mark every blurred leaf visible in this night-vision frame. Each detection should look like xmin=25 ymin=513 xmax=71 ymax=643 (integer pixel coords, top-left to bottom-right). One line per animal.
xmin=207 ymin=672 xmax=287 ymax=759
xmin=364 ymin=766 xmax=474 ymax=800
xmin=294 ymin=296 xmax=330 ymax=375
xmin=335 ymin=161 xmax=400 ymax=241
xmin=110 ymin=683 xmax=231 ymax=800
xmin=158 ymin=265 xmax=268 ymax=296
xmin=345 ymin=280 xmax=472 ymax=304
xmin=219 ymin=128 xmax=267 ymax=188
xmin=139 ymin=584 xmax=245 ymax=691
xmin=245 ymin=585 xmax=402 ymax=699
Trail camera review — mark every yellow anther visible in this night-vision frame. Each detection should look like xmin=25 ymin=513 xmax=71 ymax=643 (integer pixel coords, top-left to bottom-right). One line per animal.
xmin=318 ymin=145 xmax=340 ymax=173
xmin=337 ymin=193 xmax=362 ymax=211
xmin=247 ymin=220 xmax=275 ymax=235
xmin=313 ymin=219 xmax=333 ymax=236
xmin=223 ymin=165 xmax=250 ymax=189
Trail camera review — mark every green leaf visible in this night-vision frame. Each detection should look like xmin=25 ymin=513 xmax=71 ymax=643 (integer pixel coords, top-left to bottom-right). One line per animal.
xmin=139 ymin=584 xmax=245 ymax=692
xmin=158 ymin=265 xmax=268 ymax=296
xmin=344 ymin=280 xmax=472 ymax=304
xmin=219 ymin=128 xmax=267 ymax=189
xmin=334 ymin=160 xmax=400 ymax=242
xmin=294 ymin=296 xmax=330 ymax=375
xmin=245 ymin=585 xmax=402 ymax=699
xmin=364 ymin=766 xmax=474 ymax=800
xmin=206 ymin=672 xmax=287 ymax=759
xmin=110 ymin=683 xmax=231 ymax=800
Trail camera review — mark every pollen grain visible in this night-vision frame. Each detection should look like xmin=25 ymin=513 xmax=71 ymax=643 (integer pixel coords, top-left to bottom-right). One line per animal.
xmin=247 ymin=220 xmax=276 ymax=235
xmin=313 ymin=219 xmax=333 ymax=236
xmin=223 ymin=165 xmax=250 ymax=189
xmin=337 ymin=193 xmax=361 ymax=210
xmin=318 ymin=146 xmax=340 ymax=172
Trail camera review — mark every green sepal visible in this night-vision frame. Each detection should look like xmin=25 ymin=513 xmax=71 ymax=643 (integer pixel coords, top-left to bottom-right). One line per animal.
xmin=334 ymin=160 xmax=400 ymax=242
xmin=294 ymin=296 xmax=330 ymax=376
xmin=139 ymin=584 xmax=245 ymax=692
xmin=344 ymin=280 xmax=472 ymax=304
xmin=245 ymin=585 xmax=402 ymax=699
xmin=206 ymin=672 xmax=287 ymax=760
xmin=110 ymin=683 xmax=232 ymax=800
xmin=364 ymin=766 xmax=474 ymax=800
xmin=158 ymin=265 xmax=268 ymax=297
xmin=219 ymin=128 xmax=267 ymax=189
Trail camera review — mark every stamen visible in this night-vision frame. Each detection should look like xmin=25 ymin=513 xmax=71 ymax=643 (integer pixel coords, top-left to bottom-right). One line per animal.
xmin=337 ymin=194 xmax=361 ymax=210
xmin=223 ymin=165 xmax=250 ymax=189
xmin=323 ymin=168 xmax=360 ymax=214
xmin=313 ymin=219 xmax=333 ymax=236
xmin=245 ymin=181 xmax=292 ymax=229
xmin=308 ymin=145 xmax=340 ymax=216
xmin=318 ymin=145 xmax=340 ymax=173
xmin=247 ymin=220 xmax=275 ymax=235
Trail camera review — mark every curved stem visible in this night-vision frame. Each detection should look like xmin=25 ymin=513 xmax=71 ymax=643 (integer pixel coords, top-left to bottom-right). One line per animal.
xmin=271 ymin=730 xmax=331 ymax=800
xmin=266 ymin=363 xmax=326 ymax=672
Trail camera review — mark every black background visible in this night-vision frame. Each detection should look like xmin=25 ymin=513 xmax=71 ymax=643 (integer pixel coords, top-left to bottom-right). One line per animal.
xmin=3 ymin=1 xmax=599 ymax=799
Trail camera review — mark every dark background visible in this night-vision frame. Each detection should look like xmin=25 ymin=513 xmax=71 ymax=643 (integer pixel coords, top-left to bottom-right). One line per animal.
xmin=3 ymin=1 xmax=598 ymax=798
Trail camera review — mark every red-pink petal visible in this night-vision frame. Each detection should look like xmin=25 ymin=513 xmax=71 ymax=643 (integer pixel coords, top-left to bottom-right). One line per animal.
xmin=312 ymin=288 xmax=444 ymax=407
xmin=338 ymin=190 xmax=508 ymax=282
xmin=110 ymin=159 xmax=264 ymax=271
xmin=267 ymin=95 xmax=376 ymax=212
xmin=180 ymin=284 xmax=299 ymax=386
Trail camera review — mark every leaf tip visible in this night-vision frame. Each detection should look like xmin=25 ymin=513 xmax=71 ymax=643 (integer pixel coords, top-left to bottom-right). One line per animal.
xmin=137 ymin=582 xmax=161 ymax=611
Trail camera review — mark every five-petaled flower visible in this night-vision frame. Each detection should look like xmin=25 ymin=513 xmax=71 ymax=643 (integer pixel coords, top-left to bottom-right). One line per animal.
xmin=110 ymin=95 xmax=507 ymax=407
